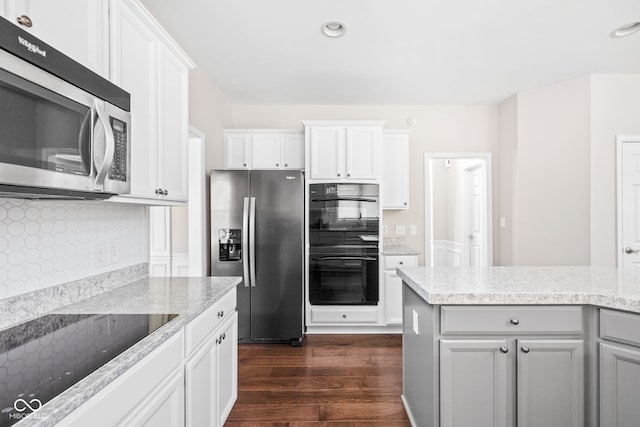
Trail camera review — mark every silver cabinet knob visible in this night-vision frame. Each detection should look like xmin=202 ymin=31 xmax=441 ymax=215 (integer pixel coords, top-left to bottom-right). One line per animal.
xmin=276 ymin=163 xmax=279 ymax=167
xmin=468 ymin=234 xmax=474 ymax=240
xmin=337 ymin=173 xmax=341 ymax=177
xmin=398 ymin=261 xmax=403 ymax=265
xmin=510 ymin=318 xmax=520 ymax=325
xmin=499 ymin=346 xmax=509 ymax=354
xmin=17 ymin=15 xmax=32 ymax=27
xmin=342 ymin=314 xmax=347 ymax=318
xmin=404 ymin=202 xmax=408 ymax=206
xmin=521 ymin=346 xmax=530 ymax=354
xmin=625 ymin=247 xmax=639 ymax=254
xmin=347 ymin=173 xmax=351 ymax=177
xmin=284 ymin=163 xmax=288 ymax=167
xmin=243 ymin=163 xmax=247 ymax=167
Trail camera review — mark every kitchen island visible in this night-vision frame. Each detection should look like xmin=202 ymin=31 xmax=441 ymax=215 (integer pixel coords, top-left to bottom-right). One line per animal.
xmin=397 ymin=266 xmax=640 ymax=427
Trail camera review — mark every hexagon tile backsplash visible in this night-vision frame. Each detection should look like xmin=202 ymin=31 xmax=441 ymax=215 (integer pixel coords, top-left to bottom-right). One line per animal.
xmin=0 ymin=198 xmax=148 ymax=300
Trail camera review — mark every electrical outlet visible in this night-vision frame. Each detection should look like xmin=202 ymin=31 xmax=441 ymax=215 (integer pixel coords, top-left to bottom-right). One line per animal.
xmin=93 ymin=242 xmax=107 ymax=267
xmin=383 ymin=225 xmax=388 ymax=235
xmin=108 ymin=241 xmax=119 ymax=265
xmin=412 ymin=310 xmax=420 ymax=335
xmin=395 ymin=225 xmax=406 ymax=235
xmin=410 ymin=225 xmax=417 ymax=235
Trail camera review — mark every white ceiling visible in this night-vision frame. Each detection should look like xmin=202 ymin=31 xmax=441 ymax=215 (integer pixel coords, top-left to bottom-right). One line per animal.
xmin=140 ymin=0 xmax=640 ymax=105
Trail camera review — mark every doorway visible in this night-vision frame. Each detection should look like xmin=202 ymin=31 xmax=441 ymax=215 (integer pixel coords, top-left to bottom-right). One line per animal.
xmin=617 ymin=135 xmax=640 ymax=272
xmin=424 ymin=153 xmax=493 ymax=267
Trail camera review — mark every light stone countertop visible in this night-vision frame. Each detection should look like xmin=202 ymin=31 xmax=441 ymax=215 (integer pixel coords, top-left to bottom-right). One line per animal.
xmin=382 ymin=245 xmax=421 ymax=256
xmin=397 ymin=266 xmax=640 ymax=313
xmin=14 ymin=276 xmax=241 ymax=427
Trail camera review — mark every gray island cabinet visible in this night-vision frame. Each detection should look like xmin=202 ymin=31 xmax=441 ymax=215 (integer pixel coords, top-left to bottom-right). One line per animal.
xmin=398 ymin=266 xmax=640 ymax=427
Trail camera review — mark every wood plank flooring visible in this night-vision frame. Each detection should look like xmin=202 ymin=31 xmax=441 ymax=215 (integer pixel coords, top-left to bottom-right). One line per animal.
xmin=225 ymin=334 xmax=409 ymax=426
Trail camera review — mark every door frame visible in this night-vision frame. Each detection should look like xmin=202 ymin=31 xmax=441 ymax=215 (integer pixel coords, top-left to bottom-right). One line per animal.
xmin=616 ymin=135 xmax=640 ymax=270
xmin=424 ymin=153 xmax=493 ymax=266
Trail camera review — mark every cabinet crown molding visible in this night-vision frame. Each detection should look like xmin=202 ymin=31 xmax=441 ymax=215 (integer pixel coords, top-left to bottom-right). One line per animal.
xmin=301 ymin=120 xmax=386 ymax=127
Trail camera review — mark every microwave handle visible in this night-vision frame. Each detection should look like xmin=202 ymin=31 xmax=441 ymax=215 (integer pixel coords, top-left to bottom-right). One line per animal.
xmin=93 ymin=99 xmax=115 ymax=191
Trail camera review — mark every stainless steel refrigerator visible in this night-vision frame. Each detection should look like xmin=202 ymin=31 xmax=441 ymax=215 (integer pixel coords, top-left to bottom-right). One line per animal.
xmin=210 ymin=169 xmax=304 ymax=345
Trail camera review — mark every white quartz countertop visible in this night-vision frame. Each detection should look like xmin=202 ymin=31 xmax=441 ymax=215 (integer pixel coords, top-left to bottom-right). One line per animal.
xmin=382 ymin=245 xmax=421 ymax=256
xmin=15 ymin=276 xmax=241 ymax=427
xmin=397 ymin=266 xmax=640 ymax=313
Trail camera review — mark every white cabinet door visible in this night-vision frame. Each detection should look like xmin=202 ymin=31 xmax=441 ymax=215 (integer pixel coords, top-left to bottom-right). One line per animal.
xmin=120 ymin=370 xmax=185 ymax=427
xmin=3 ymin=0 xmax=109 ymax=76
xmin=384 ymin=271 xmax=403 ymax=325
xmin=517 ymin=339 xmax=584 ymax=427
xmin=157 ymin=44 xmax=188 ymax=201
xmin=382 ymin=132 xmax=410 ymax=209
xmin=309 ymin=127 xmax=344 ymax=179
xmin=225 ymin=134 xmax=251 ymax=169
xmin=345 ymin=127 xmax=379 ymax=179
xmin=110 ymin=0 xmax=158 ymax=199
xmin=185 ymin=330 xmax=216 ymax=427
xmin=440 ymin=339 xmax=511 ymax=427
xmin=185 ymin=312 xmax=238 ymax=427
xmin=215 ymin=312 xmax=238 ymax=426
xmin=282 ymin=134 xmax=304 ymax=169
xmin=251 ymin=134 xmax=281 ymax=169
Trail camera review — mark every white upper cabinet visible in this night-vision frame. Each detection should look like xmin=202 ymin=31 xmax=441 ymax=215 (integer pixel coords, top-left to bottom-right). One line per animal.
xmin=0 ymin=0 xmax=109 ymax=76
xmin=382 ymin=130 xmax=411 ymax=209
xmin=110 ymin=0 xmax=193 ymax=204
xmin=281 ymin=134 xmax=305 ymax=169
xmin=224 ymin=130 xmax=304 ymax=170
xmin=225 ymin=134 xmax=251 ymax=169
xmin=304 ymin=121 xmax=384 ymax=181
xmin=251 ymin=134 xmax=281 ymax=169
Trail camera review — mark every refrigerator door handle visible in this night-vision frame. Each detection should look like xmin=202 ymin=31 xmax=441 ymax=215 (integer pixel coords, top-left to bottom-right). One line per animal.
xmin=249 ymin=196 xmax=257 ymax=287
xmin=242 ymin=197 xmax=250 ymax=287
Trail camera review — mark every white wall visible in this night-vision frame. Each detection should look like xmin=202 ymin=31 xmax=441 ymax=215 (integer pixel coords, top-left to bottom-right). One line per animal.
xmin=231 ymin=105 xmax=499 ymax=265
xmin=590 ymin=75 xmax=640 ymax=267
xmin=0 ymin=199 xmax=147 ymax=299
xmin=497 ymin=95 xmax=518 ymax=266
xmin=170 ymin=68 xmax=233 ymax=273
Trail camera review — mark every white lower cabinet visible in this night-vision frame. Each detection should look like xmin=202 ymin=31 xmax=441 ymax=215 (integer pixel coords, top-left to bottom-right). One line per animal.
xmin=57 ymin=331 xmax=184 ymax=427
xmin=383 ymin=255 xmax=417 ymax=325
xmin=185 ymin=312 xmax=238 ymax=427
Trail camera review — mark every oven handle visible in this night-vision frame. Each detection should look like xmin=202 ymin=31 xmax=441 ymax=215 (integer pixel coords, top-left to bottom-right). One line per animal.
xmin=315 ymin=256 xmax=377 ymax=262
xmin=311 ymin=197 xmax=377 ymax=203
xmin=93 ymin=99 xmax=115 ymax=191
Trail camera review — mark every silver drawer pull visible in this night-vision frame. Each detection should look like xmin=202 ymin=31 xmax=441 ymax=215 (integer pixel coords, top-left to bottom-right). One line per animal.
xmin=521 ymin=346 xmax=530 ymax=354
xmin=499 ymin=346 xmax=509 ymax=354
xmin=510 ymin=318 xmax=520 ymax=325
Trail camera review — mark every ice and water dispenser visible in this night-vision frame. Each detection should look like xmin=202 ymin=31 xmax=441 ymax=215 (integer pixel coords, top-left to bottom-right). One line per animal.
xmin=218 ymin=229 xmax=242 ymax=261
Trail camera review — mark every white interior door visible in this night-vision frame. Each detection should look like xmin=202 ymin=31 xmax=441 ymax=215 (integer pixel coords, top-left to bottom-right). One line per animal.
xmin=618 ymin=138 xmax=640 ymax=272
xmin=465 ymin=164 xmax=485 ymax=266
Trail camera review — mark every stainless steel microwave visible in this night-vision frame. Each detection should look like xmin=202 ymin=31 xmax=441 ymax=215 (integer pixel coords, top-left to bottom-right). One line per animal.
xmin=0 ymin=17 xmax=131 ymax=199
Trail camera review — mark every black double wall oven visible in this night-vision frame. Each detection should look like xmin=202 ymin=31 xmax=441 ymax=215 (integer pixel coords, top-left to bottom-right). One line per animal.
xmin=308 ymin=183 xmax=380 ymax=305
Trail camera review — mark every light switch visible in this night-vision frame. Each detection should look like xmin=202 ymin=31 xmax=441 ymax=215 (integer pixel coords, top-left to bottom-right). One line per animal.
xmin=396 ymin=225 xmax=406 ymax=235
xmin=500 ymin=217 xmax=506 ymax=228
xmin=383 ymin=225 xmax=388 ymax=235
xmin=410 ymin=225 xmax=417 ymax=235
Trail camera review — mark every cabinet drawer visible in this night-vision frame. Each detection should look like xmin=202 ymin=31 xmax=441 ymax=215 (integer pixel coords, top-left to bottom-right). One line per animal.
xmin=310 ymin=306 xmax=378 ymax=323
xmin=440 ymin=306 xmax=583 ymax=335
xmin=185 ymin=288 xmax=237 ymax=356
xmin=384 ymin=255 xmax=418 ymax=270
xmin=600 ymin=309 xmax=640 ymax=347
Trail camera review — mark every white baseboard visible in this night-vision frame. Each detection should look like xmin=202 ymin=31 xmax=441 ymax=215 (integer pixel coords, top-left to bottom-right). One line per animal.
xmin=401 ymin=394 xmax=418 ymax=427
xmin=305 ymin=326 xmax=402 ymax=334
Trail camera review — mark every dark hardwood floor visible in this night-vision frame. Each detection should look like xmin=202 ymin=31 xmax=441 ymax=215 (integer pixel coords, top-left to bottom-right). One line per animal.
xmin=225 ymin=334 xmax=410 ymax=426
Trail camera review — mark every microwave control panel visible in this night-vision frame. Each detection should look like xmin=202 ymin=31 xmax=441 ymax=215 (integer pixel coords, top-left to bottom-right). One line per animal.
xmin=109 ymin=118 xmax=128 ymax=182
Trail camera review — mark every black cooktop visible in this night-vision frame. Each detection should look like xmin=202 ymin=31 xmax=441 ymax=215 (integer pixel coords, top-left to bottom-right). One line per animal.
xmin=0 ymin=313 xmax=178 ymax=426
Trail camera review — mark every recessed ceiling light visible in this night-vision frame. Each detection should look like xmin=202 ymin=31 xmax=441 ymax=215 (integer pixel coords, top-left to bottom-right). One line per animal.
xmin=611 ymin=21 xmax=640 ymax=38
xmin=322 ymin=21 xmax=346 ymax=38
